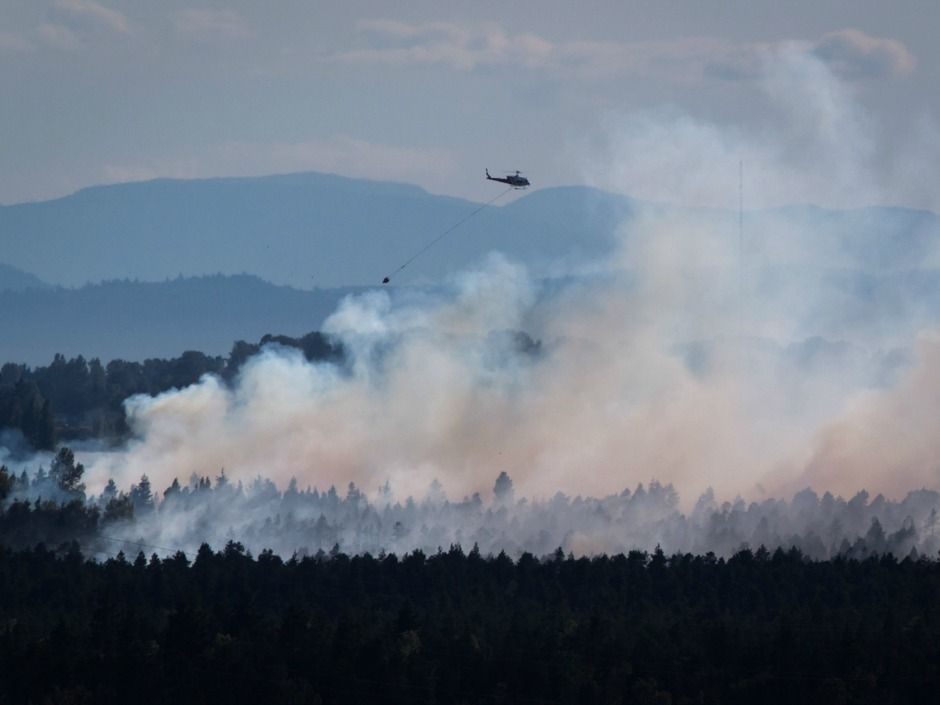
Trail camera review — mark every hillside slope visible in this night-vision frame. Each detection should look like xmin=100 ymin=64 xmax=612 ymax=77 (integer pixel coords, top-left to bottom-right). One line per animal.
xmin=0 ymin=173 xmax=630 ymax=288
xmin=0 ymin=275 xmax=362 ymax=364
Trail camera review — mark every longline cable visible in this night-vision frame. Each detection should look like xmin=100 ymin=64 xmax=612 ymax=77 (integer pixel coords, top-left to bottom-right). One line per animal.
xmin=382 ymin=186 xmax=514 ymax=284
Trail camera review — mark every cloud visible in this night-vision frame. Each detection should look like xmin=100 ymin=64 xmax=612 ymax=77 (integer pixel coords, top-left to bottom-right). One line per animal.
xmin=0 ymin=31 xmax=33 ymax=52
xmin=36 ymin=23 xmax=82 ymax=51
xmin=702 ymin=30 xmax=914 ymax=83
xmin=37 ymin=0 xmax=130 ymax=49
xmin=333 ymin=20 xmax=551 ymax=71
xmin=335 ymin=20 xmax=711 ymax=78
xmin=813 ymin=28 xmax=915 ymax=79
xmin=54 ymin=0 xmax=129 ymax=34
xmin=330 ymin=21 xmax=915 ymax=85
xmin=173 ymin=8 xmax=251 ymax=40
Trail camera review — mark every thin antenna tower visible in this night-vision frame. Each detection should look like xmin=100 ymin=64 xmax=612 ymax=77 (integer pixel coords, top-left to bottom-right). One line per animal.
xmin=738 ymin=160 xmax=744 ymax=344
xmin=739 ymin=160 xmax=743 ymax=254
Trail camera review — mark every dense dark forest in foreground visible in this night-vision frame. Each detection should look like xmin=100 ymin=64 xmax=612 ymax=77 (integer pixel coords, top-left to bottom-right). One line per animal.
xmin=0 ymin=331 xmax=342 ymax=448
xmin=4 ymin=333 xmax=940 ymax=704
xmin=3 ymin=453 xmax=937 ymax=705
xmin=0 ymin=542 xmax=938 ymax=705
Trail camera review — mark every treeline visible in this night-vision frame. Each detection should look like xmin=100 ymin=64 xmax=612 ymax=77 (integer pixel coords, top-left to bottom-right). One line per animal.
xmin=3 ymin=456 xmax=940 ymax=703
xmin=0 ymin=332 xmax=342 ymax=448
xmin=3 ymin=451 xmax=940 ymax=561
xmin=0 ymin=540 xmax=938 ymax=704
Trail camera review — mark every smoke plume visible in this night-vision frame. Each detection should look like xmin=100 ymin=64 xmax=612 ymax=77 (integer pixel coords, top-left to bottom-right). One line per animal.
xmin=7 ymin=41 xmax=940 ymax=557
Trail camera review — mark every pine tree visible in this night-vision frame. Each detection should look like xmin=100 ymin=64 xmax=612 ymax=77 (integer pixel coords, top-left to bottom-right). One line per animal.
xmin=0 ymin=465 xmax=13 ymax=500
xmin=100 ymin=478 xmax=118 ymax=504
xmin=49 ymin=447 xmax=85 ymax=501
xmin=493 ymin=471 xmax=514 ymax=506
xmin=35 ymin=399 xmax=55 ymax=450
xmin=130 ymin=474 xmax=154 ymax=513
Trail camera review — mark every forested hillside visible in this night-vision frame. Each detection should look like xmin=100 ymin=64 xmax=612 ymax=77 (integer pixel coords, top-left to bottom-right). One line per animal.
xmin=0 ymin=542 xmax=937 ymax=705
xmin=0 ymin=275 xmax=358 ymax=364
xmin=0 ymin=331 xmax=342 ymax=448
xmin=0 ymin=263 xmax=46 ymax=292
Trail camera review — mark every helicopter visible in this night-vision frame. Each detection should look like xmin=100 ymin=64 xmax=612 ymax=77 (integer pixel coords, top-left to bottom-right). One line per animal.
xmin=486 ymin=168 xmax=530 ymax=189
xmin=382 ymin=168 xmax=531 ymax=284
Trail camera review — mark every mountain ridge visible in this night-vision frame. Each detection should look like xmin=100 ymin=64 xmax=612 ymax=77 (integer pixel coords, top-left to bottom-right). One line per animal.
xmin=0 ymin=172 xmax=629 ymax=289
xmin=2 ymin=171 xmax=938 ymax=290
xmin=0 ymin=273 xmax=364 ymax=365
xmin=0 ymin=263 xmax=47 ymax=293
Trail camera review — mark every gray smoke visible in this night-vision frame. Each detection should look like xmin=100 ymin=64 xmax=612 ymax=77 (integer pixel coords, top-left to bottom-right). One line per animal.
xmin=6 ymin=40 xmax=940 ymax=558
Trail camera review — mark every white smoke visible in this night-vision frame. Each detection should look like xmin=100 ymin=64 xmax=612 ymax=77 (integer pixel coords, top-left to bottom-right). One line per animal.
xmin=58 ymin=39 xmax=940 ymax=553
xmin=582 ymin=42 xmax=938 ymax=213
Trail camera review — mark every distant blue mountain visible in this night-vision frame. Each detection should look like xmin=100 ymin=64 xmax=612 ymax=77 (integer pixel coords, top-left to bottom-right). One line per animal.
xmin=0 ymin=173 xmax=631 ymax=289
xmin=0 ymin=274 xmax=363 ymax=365
xmin=0 ymin=263 xmax=47 ymax=292
xmin=4 ymin=263 xmax=940 ymax=367
xmin=2 ymin=171 xmax=938 ymax=290
xmin=4 ymin=172 xmax=940 ymax=365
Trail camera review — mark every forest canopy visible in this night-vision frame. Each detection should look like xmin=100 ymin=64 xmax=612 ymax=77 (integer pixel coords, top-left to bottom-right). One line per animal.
xmin=0 ymin=541 xmax=937 ymax=705
xmin=0 ymin=331 xmax=342 ymax=448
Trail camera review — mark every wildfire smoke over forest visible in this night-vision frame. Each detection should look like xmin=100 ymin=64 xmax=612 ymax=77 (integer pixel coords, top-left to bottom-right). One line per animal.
xmin=9 ymin=43 xmax=940 ymax=557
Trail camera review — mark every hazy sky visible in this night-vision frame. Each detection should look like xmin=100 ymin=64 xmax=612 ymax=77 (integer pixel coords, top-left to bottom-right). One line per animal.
xmin=2 ymin=1 xmax=938 ymax=208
